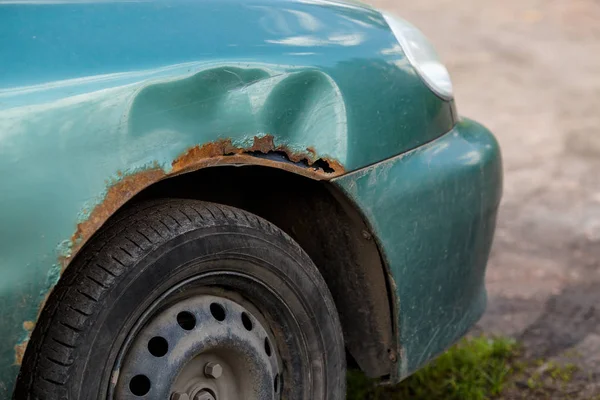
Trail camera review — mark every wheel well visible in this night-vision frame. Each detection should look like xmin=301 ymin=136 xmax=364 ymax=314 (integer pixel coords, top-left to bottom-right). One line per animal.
xmin=102 ymin=166 xmax=395 ymax=378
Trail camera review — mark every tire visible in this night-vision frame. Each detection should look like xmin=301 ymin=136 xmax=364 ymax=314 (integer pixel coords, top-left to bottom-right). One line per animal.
xmin=14 ymin=199 xmax=346 ymax=400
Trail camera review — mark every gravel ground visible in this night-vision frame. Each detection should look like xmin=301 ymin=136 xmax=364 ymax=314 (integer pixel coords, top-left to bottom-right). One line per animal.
xmin=369 ymin=0 xmax=600 ymax=396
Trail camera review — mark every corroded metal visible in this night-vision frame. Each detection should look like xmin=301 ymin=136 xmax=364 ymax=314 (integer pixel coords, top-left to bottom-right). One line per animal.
xmin=0 ymin=0 xmax=460 ymax=394
xmin=68 ymin=136 xmax=344 ymax=264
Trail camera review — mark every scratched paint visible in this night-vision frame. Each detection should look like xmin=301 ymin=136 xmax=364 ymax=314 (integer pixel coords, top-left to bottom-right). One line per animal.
xmin=0 ymin=0 xmax=457 ymax=394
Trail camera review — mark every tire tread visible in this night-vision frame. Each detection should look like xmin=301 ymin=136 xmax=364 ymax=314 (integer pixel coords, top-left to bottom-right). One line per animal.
xmin=15 ymin=199 xmax=343 ymax=399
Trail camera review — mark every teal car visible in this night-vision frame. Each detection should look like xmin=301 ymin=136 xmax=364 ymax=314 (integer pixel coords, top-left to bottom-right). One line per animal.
xmin=0 ymin=0 xmax=502 ymax=398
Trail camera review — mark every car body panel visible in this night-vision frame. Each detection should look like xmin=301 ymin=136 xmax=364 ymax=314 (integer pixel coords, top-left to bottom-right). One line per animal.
xmin=0 ymin=0 xmax=495 ymax=395
xmin=333 ymin=118 xmax=502 ymax=378
xmin=0 ymin=0 xmax=453 ymax=173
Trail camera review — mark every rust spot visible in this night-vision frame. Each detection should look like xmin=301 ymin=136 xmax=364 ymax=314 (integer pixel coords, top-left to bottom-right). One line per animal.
xmin=67 ymin=136 xmax=344 ymax=264
xmin=388 ymin=348 xmax=398 ymax=363
xmin=69 ymin=168 xmax=166 ymax=260
xmin=14 ymin=340 xmax=28 ymax=366
xmin=14 ymin=321 xmax=36 ymax=365
xmin=171 ymin=135 xmax=344 ymax=176
xmin=171 ymin=139 xmax=238 ymax=164
xmin=249 ymin=135 xmax=275 ymax=154
xmin=22 ymin=321 xmax=35 ymax=332
xmin=28 ymin=136 xmax=344 ymax=371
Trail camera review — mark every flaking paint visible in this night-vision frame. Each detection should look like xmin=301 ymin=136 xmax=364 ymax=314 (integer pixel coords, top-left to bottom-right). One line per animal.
xmin=70 ymin=135 xmax=345 ymax=263
xmin=0 ymin=0 xmax=457 ymax=393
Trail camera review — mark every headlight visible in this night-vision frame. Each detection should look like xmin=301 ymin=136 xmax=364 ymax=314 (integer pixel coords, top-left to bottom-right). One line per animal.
xmin=382 ymin=13 xmax=453 ymax=100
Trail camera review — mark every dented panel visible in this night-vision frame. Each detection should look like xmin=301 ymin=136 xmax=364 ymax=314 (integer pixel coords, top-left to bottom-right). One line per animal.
xmin=71 ymin=135 xmax=345 ymax=262
xmin=0 ymin=0 xmax=456 ymax=393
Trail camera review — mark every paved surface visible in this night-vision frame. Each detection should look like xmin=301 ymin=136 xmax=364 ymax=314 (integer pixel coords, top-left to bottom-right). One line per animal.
xmin=370 ymin=0 xmax=600 ymax=395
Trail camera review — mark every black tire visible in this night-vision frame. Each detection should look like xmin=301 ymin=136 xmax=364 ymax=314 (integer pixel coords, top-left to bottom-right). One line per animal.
xmin=14 ymin=199 xmax=345 ymax=399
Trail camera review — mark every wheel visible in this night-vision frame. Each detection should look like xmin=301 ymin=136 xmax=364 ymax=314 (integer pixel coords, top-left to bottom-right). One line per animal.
xmin=15 ymin=200 xmax=346 ymax=399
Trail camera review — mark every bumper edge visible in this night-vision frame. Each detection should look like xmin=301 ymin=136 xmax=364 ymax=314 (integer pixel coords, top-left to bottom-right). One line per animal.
xmin=333 ymin=118 xmax=502 ymax=380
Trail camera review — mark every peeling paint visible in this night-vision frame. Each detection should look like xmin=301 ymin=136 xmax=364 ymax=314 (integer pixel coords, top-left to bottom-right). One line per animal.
xmin=14 ymin=341 xmax=28 ymax=366
xmin=68 ymin=135 xmax=344 ymax=262
xmin=171 ymin=135 xmax=344 ymax=176
xmin=14 ymin=322 xmax=34 ymax=366
xmin=13 ymin=135 xmax=345 ymax=367
xmin=69 ymin=167 xmax=166 ymax=260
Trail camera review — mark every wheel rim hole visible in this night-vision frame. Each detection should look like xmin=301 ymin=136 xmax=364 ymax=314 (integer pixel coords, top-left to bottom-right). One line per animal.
xmin=129 ymin=374 xmax=151 ymax=396
xmin=210 ymin=302 xmax=226 ymax=321
xmin=177 ymin=311 xmax=196 ymax=330
xmin=147 ymin=336 xmax=169 ymax=357
xmin=264 ymin=337 xmax=272 ymax=357
xmin=241 ymin=312 xmax=253 ymax=331
xmin=274 ymin=374 xmax=279 ymax=393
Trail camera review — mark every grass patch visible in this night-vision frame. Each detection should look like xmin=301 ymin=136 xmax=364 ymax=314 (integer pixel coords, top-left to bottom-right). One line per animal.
xmin=347 ymin=336 xmax=587 ymax=399
xmin=347 ymin=336 xmax=518 ymax=400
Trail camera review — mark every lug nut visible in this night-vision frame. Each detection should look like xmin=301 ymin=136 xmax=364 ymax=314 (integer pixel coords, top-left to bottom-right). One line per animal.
xmin=171 ymin=393 xmax=190 ymax=400
xmin=204 ymin=362 xmax=223 ymax=379
xmin=194 ymin=390 xmax=216 ymax=400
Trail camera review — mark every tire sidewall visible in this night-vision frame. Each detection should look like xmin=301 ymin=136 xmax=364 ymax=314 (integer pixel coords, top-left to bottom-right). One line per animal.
xmin=72 ymin=222 xmax=344 ymax=399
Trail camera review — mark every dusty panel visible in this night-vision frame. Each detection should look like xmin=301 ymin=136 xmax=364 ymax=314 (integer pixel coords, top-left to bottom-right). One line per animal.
xmin=333 ymin=119 xmax=503 ymax=379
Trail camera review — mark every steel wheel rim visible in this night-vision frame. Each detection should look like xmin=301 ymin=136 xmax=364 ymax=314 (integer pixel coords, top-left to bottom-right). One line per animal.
xmin=111 ymin=273 xmax=282 ymax=400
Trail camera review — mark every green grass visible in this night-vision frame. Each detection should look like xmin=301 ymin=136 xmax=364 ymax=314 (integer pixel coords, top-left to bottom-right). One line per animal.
xmin=347 ymin=336 xmax=585 ymax=399
xmin=347 ymin=336 xmax=518 ymax=400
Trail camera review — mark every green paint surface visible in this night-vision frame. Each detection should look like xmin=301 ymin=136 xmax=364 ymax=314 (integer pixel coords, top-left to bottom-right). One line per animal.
xmin=0 ymin=0 xmax=470 ymax=395
xmin=334 ymin=119 xmax=503 ymax=378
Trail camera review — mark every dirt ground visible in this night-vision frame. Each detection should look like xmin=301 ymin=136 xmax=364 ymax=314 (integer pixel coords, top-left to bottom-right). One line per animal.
xmin=369 ymin=0 xmax=600 ymax=397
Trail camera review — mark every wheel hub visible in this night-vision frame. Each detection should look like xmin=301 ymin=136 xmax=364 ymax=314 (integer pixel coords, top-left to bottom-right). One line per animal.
xmin=114 ymin=293 xmax=281 ymax=399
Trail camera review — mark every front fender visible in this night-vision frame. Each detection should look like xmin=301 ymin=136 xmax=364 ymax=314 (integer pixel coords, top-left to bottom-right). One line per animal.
xmin=0 ymin=0 xmax=454 ymax=394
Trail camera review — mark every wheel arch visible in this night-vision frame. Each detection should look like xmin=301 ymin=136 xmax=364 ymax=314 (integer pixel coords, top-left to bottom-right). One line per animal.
xmin=56 ymin=165 xmax=397 ymax=379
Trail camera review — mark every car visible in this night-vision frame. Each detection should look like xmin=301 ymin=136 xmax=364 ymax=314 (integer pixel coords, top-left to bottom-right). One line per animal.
xmin=0 ymin=0 xmax=502 ymax=398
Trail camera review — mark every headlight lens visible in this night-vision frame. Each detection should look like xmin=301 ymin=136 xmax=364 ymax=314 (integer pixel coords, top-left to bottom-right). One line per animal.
xmin=383 ymin=13 xmax=453 ymax=100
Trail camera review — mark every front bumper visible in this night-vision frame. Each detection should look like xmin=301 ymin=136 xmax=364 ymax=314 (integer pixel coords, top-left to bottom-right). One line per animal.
xmin=333 ymin=118 xmax=502 ymax=380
